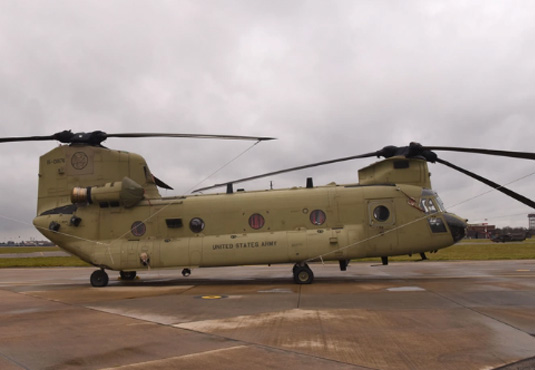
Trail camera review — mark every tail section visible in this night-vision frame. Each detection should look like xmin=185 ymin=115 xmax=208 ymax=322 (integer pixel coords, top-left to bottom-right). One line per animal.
xmin=37 ymin=144 xmax=161 ymax=215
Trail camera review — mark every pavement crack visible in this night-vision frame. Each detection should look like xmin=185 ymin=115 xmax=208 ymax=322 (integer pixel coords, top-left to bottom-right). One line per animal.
xmin=0 ymin=349 xmax=32 ymax=370
xmin=428 ymin=288 xmax=533 ymax=337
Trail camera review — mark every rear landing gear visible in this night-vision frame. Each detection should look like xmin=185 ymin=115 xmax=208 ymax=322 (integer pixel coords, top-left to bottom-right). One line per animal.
xmin=293 ymin=263 xmax=314 ymax=284
xmin=90 ymin=269 xmax=109 ymax=287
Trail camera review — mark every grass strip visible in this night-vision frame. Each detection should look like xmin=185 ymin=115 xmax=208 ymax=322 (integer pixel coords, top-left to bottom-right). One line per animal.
xmin=0 ymin=256 xmax=91 ymax=268
xmin=359 ymin=240 xmax=535 ymax=262
xmin=0 ymin=247 xmax=60 ymax=254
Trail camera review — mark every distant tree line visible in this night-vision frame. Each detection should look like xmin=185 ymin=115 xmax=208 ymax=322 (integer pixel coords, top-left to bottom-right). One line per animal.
xmin=0 ymin=240 xmax=55 ymax=247
xmin=494 ymin=227 xmax=532 ymax=237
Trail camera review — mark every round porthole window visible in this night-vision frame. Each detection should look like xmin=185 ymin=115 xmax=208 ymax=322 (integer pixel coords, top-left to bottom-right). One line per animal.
xmin=189 ymin=217 xmax=205 ymax=233
xmin=310 ymin=209 xmax=326 ymax=225
xmin=373 ymin=206 xmax=390 ymax=222
xmin=131 ymin=221 xmax=146 ymax=237
xmin=249 ymin=213 xmax=265 ymax=230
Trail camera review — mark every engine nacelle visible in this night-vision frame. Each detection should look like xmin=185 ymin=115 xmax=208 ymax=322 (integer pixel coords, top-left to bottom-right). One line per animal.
xmin=71 ymin=177 xmax=144 ymax=208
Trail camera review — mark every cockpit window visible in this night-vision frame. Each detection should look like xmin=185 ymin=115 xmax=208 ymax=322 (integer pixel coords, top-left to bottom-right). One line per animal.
xmin=420 ymin=190 xmax=446 ymax=214
xmin=420 ymin=198 xmax=437 ymax=214
xmin=428 ymin=216 xmax=448 ymax=233
xmin=434 ymin=195 xmax=446 ymax=212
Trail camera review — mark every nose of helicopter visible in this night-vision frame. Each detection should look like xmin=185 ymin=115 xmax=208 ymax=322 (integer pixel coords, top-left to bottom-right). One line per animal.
xmin=444 ymin=213 xmax=467 ymax=243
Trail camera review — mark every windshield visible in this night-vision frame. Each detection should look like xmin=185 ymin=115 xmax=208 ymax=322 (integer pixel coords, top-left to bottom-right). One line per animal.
xmin=420 ymin=198 xmax=436 ymax=214
xmin=420 ymin=190 xmax=446 ymax=214
xmin=434 ymin=194 xmax=446 ymax=212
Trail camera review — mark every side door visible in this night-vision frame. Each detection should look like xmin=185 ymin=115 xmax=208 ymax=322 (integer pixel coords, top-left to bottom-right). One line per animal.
xmin=365 ymin=199 xmax=398 ymax=256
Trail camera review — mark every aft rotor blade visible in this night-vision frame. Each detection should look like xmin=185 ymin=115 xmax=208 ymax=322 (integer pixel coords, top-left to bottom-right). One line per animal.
xmin=426 ymin=146 xmax=535 ymax=160
xmin=0 ymin=130 xmax=276 ymax=146
xmin=106 ymin=133 xmax=276 ymax=142
xmin=193 ymin=151 xmax=380 ymax=193
xmin=153 ymin=175 xmax=174 ymax=190
xmin=0 ymin=135 xmax=57 ymax=143
xmin=436 ymin=157 xmax=535 ymax=209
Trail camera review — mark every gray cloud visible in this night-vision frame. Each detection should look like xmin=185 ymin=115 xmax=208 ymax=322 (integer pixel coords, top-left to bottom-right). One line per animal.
xmin=1 ymin=1 xmax=535 ymax=240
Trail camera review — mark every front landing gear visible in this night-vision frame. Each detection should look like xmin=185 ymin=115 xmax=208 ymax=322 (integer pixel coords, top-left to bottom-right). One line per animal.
xmin=90 ymin=269 xmax=109 ymax=287
xmin=293 ymin=263 xmax=314 ymax=284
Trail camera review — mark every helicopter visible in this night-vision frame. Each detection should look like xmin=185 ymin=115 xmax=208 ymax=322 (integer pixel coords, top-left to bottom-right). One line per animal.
xmin=2 ymin=130 xmax=535 ymax=287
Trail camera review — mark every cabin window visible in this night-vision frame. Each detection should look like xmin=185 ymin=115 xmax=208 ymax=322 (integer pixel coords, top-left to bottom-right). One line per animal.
xmin=249 ymin=213 xmax=265 ymax=230
xmin=310 ymin=210 xmax=326 ymax=225
xmin=131 ymin=221 xmax=146 ymax=237
xmin=166 ymin=218 xmax=183 ymax=229
xmin=373 ymin=206 xmax=390 ymax=222
xmin=368 ymin=200 xmax=395 ymax=226
xmin=189 ymin=217 xmax=205 ymax=233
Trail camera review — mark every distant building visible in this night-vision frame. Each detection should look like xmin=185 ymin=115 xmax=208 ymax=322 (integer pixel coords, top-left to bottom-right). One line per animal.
xmin=529 ymin=214 xmax=535 ymax=231
xmin=466 ymin=223 xmax=496 ymax=239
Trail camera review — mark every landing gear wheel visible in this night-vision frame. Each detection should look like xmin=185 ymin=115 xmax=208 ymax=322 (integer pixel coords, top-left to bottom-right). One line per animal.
xmin=90 ymin=269 xmax=109 ymax=287
xmin=182 ymin=268 xmax=191 ymax=277
xmin=293 ymin=264 xmax=314 ymax=284
xmin=120 ymin=271 xmax=137 ymax=281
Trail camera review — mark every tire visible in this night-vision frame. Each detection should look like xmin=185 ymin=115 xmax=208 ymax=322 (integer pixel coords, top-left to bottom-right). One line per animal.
xmin=90 ymin=270 xmax=109 ymax=287
xmin=293 ymin=265 xmax=314 ymax=284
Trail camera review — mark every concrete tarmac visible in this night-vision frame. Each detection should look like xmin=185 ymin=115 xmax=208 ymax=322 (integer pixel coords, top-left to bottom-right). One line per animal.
xmin=0 ymin=261 xmax=534 ymax=370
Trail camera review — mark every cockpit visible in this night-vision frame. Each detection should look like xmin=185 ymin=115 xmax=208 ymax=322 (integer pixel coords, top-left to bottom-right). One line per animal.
xmin=420 ymin=189 xmax=466 ymax=242
xmin=420 ymin=189 xmax=446 ymax=214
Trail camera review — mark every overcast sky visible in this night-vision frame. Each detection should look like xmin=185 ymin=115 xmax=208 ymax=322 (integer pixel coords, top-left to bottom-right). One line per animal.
xmin=1 ymin=1 xmax=535 ymax=241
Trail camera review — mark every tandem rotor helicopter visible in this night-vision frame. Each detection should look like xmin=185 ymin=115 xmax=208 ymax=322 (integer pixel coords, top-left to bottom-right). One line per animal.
xmin=2 ymin=130 xmax=535 ymax=287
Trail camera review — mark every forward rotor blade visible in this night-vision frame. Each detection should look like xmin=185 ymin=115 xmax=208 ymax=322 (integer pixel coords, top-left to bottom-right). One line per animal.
xmin=106 ymin=133 xmax=276 ymax=141
xmin=436 ymin=157 xmax=535 ymax=209
xmin=193 ymin=151 xmax=380 ymax=193
xmin=425 ymin=146 xmax=535 ymax=160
